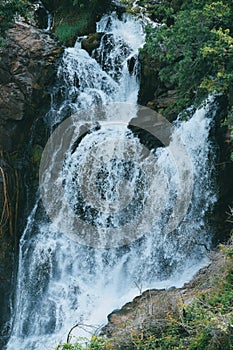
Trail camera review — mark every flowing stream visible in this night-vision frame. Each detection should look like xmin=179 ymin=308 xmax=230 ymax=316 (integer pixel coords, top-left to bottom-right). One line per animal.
xmin=7 ymin=12 xmax=216 ymax=350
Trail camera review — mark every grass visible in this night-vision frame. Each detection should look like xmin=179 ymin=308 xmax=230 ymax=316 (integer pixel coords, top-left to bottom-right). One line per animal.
xmin=55 ymin=17 xmax=89 ymax=43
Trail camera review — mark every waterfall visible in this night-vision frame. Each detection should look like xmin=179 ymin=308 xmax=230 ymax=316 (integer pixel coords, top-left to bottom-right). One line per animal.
xmin=7 ymin=12 xmax=216 ymax=350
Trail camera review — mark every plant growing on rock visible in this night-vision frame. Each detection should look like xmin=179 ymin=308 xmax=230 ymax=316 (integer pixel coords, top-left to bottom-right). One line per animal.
xmin=0 ymin=0 xmax=29 ymax=44
xmin=54 ymin=236 xmax=233 ymax=349
xmin=140 ymin=0 xmax=233 ymax=158
xmin=42 ymin=0 xmax=111 ymax=45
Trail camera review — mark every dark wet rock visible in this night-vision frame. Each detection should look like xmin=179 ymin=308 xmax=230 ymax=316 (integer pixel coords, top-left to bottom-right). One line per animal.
xmin=0 ymin=155 xmax=19 ymax=347
xmin=93 ymin=33 xmax=131 ymax=80
xmin=128 ymin=107 xmax=172 ymax=151
xmin=110 ymin=0 xmax=126 ymax=16
xmin=34 ymin=1 xmax=50 ymax=29
xmin=138 ymin=51 xmax=164 ymax=104
xmin=17 ymin=0 xmax=50 ymax=29
xmin=81 ymin=32 xmax=104 ymax=56
xmin=211 ymin=95 xmax=233 ymax=244
xmin=127 ymin=54 xmax=137 ymax=74
xmin=0 ymin=20 xmax=62 ymax=347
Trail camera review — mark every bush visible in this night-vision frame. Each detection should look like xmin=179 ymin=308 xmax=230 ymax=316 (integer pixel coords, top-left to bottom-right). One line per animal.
xmin=55 ymin=335 xmax=113 ymax=350
xmin=140 ymin=0 xmax=233 ymax=158
xmin=143 ymin=1 xmax=233 ymax=108
xmin=0 ymin=0 xmax=29 ymax=44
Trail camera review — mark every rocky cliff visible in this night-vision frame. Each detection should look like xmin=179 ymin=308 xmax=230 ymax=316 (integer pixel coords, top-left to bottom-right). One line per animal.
xmin=0 ymin=22 xmax=61 ymax=152
xmin=0 ymin=20 xmax=62 ymax=346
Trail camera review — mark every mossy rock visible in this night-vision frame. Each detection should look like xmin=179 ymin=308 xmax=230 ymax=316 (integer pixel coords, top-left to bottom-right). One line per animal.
xmin=31 ymin=144 xmax=43 ymax=169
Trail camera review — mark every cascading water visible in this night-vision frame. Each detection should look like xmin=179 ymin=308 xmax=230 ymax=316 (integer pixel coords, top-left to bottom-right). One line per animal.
xmin=7 ymin=12 xmax=216 ymax=350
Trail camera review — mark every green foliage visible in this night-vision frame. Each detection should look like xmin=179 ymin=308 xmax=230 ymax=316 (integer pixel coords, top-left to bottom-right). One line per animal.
xmin=141 ymin=0 xmax=233 ymax=158
xmin=55 ymin=241 xmax=233 ymax=350
xmin=55 ymin=17 xmax=89 ymax=43
xmin=44 ymin=0 xmax=111 ymax=44
xmin=143 ymin=1 xmax=233 ymax=105
xmin=55 ymin=335 xmax=113 ymax=350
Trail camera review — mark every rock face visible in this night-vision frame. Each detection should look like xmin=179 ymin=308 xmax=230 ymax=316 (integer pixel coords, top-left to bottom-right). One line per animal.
xmin=0 ymin=22 xmax=62 ymax=152
xmin=0 ymin=155 xmax=19 ymax=345
xmin=138 ymin=51 xmax=179 ymax=122
xmin=101 ymin=251 xmax=226 ymax=346
xmin=0 ymin=22 xmax=62 ymax=347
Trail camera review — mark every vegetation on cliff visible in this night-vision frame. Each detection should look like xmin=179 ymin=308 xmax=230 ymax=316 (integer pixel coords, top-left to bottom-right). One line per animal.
xmin=41 ymin=0 xmax=111 ymax=45
xmin=0 ymin=0 xmax=29 ymax=44
xmin=0 ymin=0 xmax=111 ymax=46
xmin=137 ymin=0 xmax=233 ymax=157
xmin=55 ymin=237 xmax=233 ymax=349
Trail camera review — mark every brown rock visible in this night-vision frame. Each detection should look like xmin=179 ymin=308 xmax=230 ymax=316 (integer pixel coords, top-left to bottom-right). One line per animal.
xmin=0 ymin=21 xmax=62 ymax=347
xmin=81 ymin=32 xmax=104 ymax=55
xmin=0 ymin=22 xmax=62 ymax=152
xmin=101 ymin=251 xmax=226 ymax=345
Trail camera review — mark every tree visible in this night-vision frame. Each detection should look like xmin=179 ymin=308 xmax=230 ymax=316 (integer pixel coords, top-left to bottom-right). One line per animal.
xmin=142 ymin=0 xmax=233 ymax=114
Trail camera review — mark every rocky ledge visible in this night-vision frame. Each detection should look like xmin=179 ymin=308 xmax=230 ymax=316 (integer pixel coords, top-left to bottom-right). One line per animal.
xmin=102 ymin=249 xmax=230 ymax=347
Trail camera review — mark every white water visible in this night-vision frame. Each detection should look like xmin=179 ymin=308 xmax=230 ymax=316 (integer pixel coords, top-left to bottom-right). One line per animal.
xmin=7 ymin=12 xmax=216 ymax=350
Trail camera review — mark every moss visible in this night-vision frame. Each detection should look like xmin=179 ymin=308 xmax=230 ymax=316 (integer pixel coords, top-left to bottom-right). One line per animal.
xmin=53 ymin=6 xmax=94 ymax=45
xmin=31 ymin=144 xmax=43 ymax=178
xmin=42 ymin=0 xmax=111 ymax=46
xmin=55 ymin=16 xmax=90 ymax=45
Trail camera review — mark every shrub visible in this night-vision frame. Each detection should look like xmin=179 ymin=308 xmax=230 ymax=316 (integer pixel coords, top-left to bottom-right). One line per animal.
xmin=0 ymin=0 xmax=29 ymax=44
xmin=140 ymin=0 xmax=233 ymax=158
